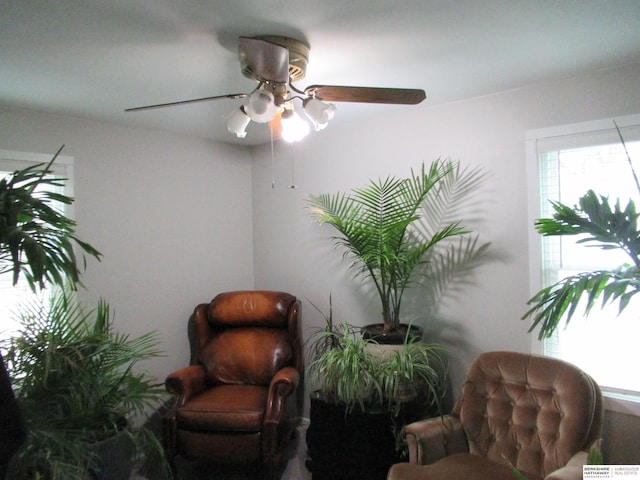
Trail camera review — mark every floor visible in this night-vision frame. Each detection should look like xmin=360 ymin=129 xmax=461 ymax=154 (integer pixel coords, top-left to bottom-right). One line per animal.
xmin=139 ymin=424 xmax=312 ymax=480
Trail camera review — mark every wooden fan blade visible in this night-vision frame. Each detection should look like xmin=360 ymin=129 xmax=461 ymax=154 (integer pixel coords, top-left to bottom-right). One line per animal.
xmin=239 ymin=36 xmax=290 ymax=83
xmin=125 ymin=93 xmax=247 ymax=112
xmin=304 ymin=85 xmax=426 ymax=105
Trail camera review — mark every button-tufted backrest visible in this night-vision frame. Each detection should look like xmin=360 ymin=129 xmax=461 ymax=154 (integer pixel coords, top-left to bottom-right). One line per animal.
xmin=452 ymin=351 xmax=603 ymax=478
xmin=188 ymin=290 xmax=301 ymax=386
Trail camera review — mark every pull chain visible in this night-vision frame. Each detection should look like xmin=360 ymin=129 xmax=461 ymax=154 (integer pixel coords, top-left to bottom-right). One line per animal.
xmin=270 ymin=121 xmax=276 ymax=189
xmin=290 ymin=146 xmax=298 ymax=189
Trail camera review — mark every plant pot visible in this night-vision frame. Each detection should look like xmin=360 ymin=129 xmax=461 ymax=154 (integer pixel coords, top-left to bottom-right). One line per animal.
xmin=88 ymin=429 xmax=134 ymax=480
xmin=0 ymin=354 xmax=26 ymax=480
xmin=361 ymin=323 xmax=423 ymax=345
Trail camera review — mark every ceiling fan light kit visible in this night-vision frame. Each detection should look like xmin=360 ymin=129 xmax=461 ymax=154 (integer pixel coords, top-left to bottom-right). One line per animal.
xmin=126 ymin=35 xmax=426 ymax=143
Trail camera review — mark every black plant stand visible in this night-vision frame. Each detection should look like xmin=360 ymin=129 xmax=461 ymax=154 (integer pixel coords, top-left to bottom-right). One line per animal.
xmin=305 ymin=395 xmax=422 ymax=480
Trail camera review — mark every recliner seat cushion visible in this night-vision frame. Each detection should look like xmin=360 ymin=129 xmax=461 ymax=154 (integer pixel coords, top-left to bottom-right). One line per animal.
xmin=176 ymin=384 xmax=268 ymax=432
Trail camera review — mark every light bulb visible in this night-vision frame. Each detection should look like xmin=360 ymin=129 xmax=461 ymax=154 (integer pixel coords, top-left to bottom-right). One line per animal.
xmin=281 ymin=108 xmax=310 ymax=143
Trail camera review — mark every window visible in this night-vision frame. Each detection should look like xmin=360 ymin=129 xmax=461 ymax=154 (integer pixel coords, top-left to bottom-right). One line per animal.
xmin=526 ymin=115 xmax=640 ymax=398
xmin=0 ymin=148 xmax=74 ymax=341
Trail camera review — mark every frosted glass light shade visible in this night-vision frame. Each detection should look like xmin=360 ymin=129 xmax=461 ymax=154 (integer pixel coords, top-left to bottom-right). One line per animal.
xmin=245 ymin=89 xmax=277 ymax=123
xmin=227 ymin=107 xmax=250 ymax=138
xmin=303 ymin=98 xmax=336 ymax=130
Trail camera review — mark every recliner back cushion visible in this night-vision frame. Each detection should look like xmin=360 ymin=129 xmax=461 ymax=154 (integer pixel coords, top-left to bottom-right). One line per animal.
xmin=455 ymin=352 xmax=601 ymax=478
xmin=199 ymin=327 xmax=292 ymax=385
xmin=208 ymin=291 xmax=294 ymax=328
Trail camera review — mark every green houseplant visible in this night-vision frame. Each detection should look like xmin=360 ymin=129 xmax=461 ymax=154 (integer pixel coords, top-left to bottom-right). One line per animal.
xmin=522 ymin=124 xmax=640 ymax=339
xmin=1 ymin=289 xmax=170 ymax=480
xmin=307 ymin=320 xmax=446 ymax=415
xmin=0 ymin=146 xmax=102 ymax=478
xmin=308 ymin=159 xmax=487 ymax=339
xmin=304 ymin=298 xmax=447 ymax=480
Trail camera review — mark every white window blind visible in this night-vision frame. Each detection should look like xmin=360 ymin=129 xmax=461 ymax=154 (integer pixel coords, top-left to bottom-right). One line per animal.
xmin=527 ymin=115 xmax=640 ymax=396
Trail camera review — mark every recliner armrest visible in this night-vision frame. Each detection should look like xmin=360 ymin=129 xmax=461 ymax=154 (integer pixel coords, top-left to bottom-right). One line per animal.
xmin=262 ymin=366 xmax=300 ymax=463
xmin=403 ymin=415 xmax=468 ymax=465
xmin=165 ymin=365 xmax=207 ymax=406
xmin=265 ymin=366 xmax=300 ymax=418
xmin=545 ymin=451 xmax=588 ymax=480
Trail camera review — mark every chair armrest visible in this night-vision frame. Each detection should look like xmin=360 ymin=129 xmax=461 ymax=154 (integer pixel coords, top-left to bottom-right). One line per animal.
xmin=262 ymin=366 xmax=301 ymax=461
xmin=545 ymin=451 xmax=588 ymax=480
xmin=265 ymin=366 xmax=300 ymax=419
xmin=165 ymin=365 xmax=207 ymax=406
xmin=403 ymin=415 xmax=468 ymax=465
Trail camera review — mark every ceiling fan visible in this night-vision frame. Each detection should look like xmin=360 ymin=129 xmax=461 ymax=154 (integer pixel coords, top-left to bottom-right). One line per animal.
xmin=125 ymin=35 xmax=426 ymax=142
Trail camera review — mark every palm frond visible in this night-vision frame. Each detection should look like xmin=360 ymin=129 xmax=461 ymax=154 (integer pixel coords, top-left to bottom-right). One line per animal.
xmin=525 ymin=176 xmax=640 ymax=339
xmin=0 ymin=146 xmax=102 ymax=291
xmin=537 ymin=190 xmax=640 ymax=267
xmin=523 ymin=268 xmax=640 ymax=339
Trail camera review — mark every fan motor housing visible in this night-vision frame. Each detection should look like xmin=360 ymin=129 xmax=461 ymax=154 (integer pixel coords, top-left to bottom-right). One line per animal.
xmin=240 ymin=35 xmax=309 ymax=83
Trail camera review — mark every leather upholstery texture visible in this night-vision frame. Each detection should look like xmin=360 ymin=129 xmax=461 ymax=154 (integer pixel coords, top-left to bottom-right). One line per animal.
xmin=164 ymin=290 xmax=302 ymax=477
xmin=388 ymin=351 xmax=603 ymax=480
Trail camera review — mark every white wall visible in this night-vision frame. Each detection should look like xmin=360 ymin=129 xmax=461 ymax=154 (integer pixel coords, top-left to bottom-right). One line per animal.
xmin=251 ymin=63 xmax=640 ymax=400
xmin=2 ymin=62 xmax=639 ymax=414
xmin=0 ymin=106 xmax=254 ymax=380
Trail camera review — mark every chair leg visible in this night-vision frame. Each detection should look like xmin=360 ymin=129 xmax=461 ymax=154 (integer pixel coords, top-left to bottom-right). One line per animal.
xmin=161 ymin=410 xmax=179 ymax=478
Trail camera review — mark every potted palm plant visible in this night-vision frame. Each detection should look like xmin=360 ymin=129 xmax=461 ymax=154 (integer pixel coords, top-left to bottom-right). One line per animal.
xmin=1 ymin=290 xmax=170 ymax=480
xmin=308 ymin=159 xmax=487 ymax=343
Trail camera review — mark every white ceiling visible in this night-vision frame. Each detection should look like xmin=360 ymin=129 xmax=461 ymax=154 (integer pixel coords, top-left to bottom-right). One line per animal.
xmin=2 ymin=0 xmax=640 ymax=147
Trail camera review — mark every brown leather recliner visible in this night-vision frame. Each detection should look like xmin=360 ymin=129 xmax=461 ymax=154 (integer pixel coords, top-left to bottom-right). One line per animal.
xmin=388 ymin=351 xmax=603 ymax=480
xmin=163 ymin=290 xmax=302 ymax=477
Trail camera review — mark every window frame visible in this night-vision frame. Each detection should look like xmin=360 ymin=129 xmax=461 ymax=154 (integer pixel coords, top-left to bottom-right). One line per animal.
xmin=525 ymin=114 xmax=640 ymax=416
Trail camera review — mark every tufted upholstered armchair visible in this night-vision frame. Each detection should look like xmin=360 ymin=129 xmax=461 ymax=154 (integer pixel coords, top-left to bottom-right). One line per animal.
xmin=387 ymin=351 xmax=603 ymax=480
xmin=163 ymin=291 xmax=302 ymax=477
